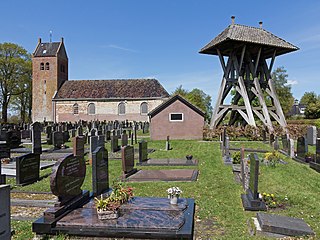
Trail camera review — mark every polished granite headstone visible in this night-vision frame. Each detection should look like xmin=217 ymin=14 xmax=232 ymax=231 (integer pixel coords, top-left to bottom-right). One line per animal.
xmin=310 ymin=138 xmax=320 ymax=172
xmin=53 ymin=131 xmax=64 ymax=149
xmin=31 ymin=122 xmax=42 ymax=155
xmin=110 ymin=135 xmax=120 ymax=152
xmin=92 ymin=146 xmax=109 ymax=196
xmin=0 ymin=159 xmax=5 ymax=184
xmin=241 ymin=153 xmax=266 ymax=211
xmin=73 ymin=136 xmax=85 ymax=158
xmin=125 ymin=169 xmax=198 ymax=182
xmin=0 ymin=185 xmax=11 ymax=240
xmin=15 ymin=153 xmax=40 ymax=185
xmin=121 ymin=132 xmax=128 ymax=147
xmin=50 ymin=154 xmax=86 ymax=205
xmin=296 ymin=136 xmax=307 ymax=161
xmin=256 ymin=212 xmax=314 ymax=237
xmin=121 ymin=145 xmax=137 ymax=178
xmin=138 ymin=140 xmax=148 ymax=163
xmin=306 ymin=126 xmax=317 ymax=146
xmin=33 ymin=197 xmax=194 ymax=239
xmin=0 ymin=143 xmax=10 ymax=159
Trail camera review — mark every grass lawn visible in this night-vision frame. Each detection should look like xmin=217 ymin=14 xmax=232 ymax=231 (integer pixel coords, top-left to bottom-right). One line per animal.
xmin=10 ymin=138 xmax=319 ymax=239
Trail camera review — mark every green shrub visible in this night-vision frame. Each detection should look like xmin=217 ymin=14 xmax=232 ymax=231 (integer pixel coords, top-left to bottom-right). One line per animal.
xmin=232 ymin=151 xmax=241 ymax=164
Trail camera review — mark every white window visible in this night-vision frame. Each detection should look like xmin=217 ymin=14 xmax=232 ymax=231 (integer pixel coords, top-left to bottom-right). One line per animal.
xmin=169 ymin=113 xmax=184 ymax=122
xmin=118 ymin=102 xmax=125 ymax=115
xmin=87 ymin=103 xmax=95 ymax=115
xmin=73 ymin=103 xmax=79 ymax=115
xmin=140 ymin=102 xmax=148 ymax=115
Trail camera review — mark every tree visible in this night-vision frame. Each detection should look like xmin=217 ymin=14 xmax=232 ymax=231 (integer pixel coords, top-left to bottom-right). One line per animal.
xmin=172 ymin=86 xmax=212 ymax=121
xmin=0 ymin=43 xmax=31 ymax=122
xmin=271 ymin=66 xmax=295 ymax=117
xmin=299 ymin=91 xmax=318 ymax=106
xmin=305 ymin=101 xmax=320 ymax=119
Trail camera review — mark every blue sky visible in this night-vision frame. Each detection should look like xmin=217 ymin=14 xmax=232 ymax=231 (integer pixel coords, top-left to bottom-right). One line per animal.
xmin=1 ymin=1 xmax=320 ymax=103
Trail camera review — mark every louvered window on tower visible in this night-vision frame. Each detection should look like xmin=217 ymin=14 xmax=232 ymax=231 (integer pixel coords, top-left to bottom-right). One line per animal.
xmin=118 ymin=102 xmax=126 ymax=115
xmin=88 ymin=103 xmax=95 ymax=115
xmin=45 ymin=62 xmax=50 ymax=70
xmin=40 ymin=63 xmax=44 ymax=70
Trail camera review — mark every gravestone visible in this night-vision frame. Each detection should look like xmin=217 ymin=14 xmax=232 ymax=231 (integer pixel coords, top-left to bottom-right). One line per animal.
xmin=70 ymin=129 xmax=76 ymax=138
xmin=97 ymin=135 xmax=105 ymax=148
xmin=134 ymin=127 xmax=137 ymax=144
xmin=21 ymin=129 xmax=31 ymax=139
xmin=241 ymin=153 xmax=266 ymax=211
xmin=310 ymin=138 xmax=320 ymax=173
xmin=0 ymin=159 xmax=5 ymax=184
xmin=0 ymin=185 xmax=10 ymax=240
xmin=77 ymin=126 xmax=83 ymax=136
xmin=269 ymin=133 xmax=275 ymax=146
xmin=31 ymin=122 xmax=42 ymax=155
xmin=296 ymin=136 xmax=308 ymax=160
xmin=306 ymin=126 xmax=317 ymax=146
xmin=0 ymin=143 xmax=10 ymax=159
xmin=273 ymin=136 xmax=279 ymax=150
xmin=53 ymin=131 xmax=64 ymax=149
xmin=121 ymin=131 xmax=128 ymax=146
xmin=256 ymin=212 xmax=314 ymax=237
xmin=121 ymin=145 xmax=137 ymax=178
xmin=281 ymin=135 xmax=289 ymax=152
xmin=89 ymin=136 xmax=98 ymax=160
xmin=46 ymin=126 xmax=53 ymax=144
xmin=262 ymin=129 xmax=267 ymax=143
xmin=73 ymin=136 xmax=85 ymax=158
xmin=92 ymin=146 xmax=109 ymax=196
xmin=240 ymin=148 xmax=248 ymax=191
xmin=130 ymin=132 xmax=134 ymax=146
xmin=289 ymin=138 xmax=295 ymax=158
xmin=166 ymin=136 xmax=171 ymax=151
xmin=110 ymin=135 xmax=120 ymax=152
xmin=50 ymin=154 xmax=86 ymax=205
xmin=106 ymin=130 xmax=111 ymax=141
xmin=139 ymin=140 xmax=148 ymax=163
xmin=63 ymin=131 xmax=70 ymax=142
xmin=224 ymin=136 xmax=232 ymax=165
xmin=15 ymin=153 xmax=40 ymax=185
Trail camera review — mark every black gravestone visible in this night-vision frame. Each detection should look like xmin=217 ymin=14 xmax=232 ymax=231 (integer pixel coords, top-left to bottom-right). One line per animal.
xmin=121 ymin=145 xmax=137 ymax=178
xmin=92 ymin=146 xmax=109 ymax=196
xmin=139 ymin=140 xmax=148 ymax=163
xmin=0 ymin=158 xmax=6 ymax=184
xmin=121 ymin=131 xmax=128 ymax=147
xmin=111 ymin=135 xmax=120 ymax=152
xmin=73 ymin=136 xmax=85 ymax=158
xmin=281 ymin=135 xmax=288 ymax=152
xmin=53 ymin=131 xmax=64 ymax=149
xmin=241 ymin=153 xmax=266 ymax=211
xmin=0 ymin=143 xmax=10 ymax=159
xmin=15 ymin=153 xmax=40 ymax=185
xmin=296 ymin=136 xmax=307 ymax=160
xmin=31 ymin=122 xmax=42 ymax=155
xmin=50 ymin=154 xmax=86 ymax=205
xmin=0 ymin=185 xmax=10 ymax=240
xmin=310 ymin=138 xmax=320 ymax=173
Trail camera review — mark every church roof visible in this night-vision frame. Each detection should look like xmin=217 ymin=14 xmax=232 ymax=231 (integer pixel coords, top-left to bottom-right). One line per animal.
xmin=54 ymin=79 xmax=169 ymax=100
xmin=33 ymin=42 xmax=61 ymax=57
xmin=148 ymin=95 xmax=205 ymax=118
xmin=200 ymin=23 xmax=298 ymax=58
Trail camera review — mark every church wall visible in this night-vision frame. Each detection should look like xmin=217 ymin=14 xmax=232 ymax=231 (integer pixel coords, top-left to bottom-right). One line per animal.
xmin=54 ymin=99 xmax=165 ymax=122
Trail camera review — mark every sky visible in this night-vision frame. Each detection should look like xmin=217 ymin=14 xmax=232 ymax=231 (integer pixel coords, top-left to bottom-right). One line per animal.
xmin=1 ymin=0 xmax=320 ymax=105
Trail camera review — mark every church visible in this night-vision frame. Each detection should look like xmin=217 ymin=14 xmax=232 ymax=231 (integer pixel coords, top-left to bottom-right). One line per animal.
xmin=32 ymin=38 xmax=169 ymax=123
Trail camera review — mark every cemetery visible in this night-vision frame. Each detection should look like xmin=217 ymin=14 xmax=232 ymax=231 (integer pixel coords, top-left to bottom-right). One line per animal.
xmin=0 ymin=7 xmax=319 ymax=240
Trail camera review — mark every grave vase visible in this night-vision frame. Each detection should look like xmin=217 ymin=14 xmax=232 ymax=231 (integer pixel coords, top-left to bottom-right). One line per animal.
xmin=170 ymin=196 xmax=179 ymax=205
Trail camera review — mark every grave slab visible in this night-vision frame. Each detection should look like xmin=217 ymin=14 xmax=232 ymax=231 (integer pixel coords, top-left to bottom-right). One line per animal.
xmin=137 ymin=158 xmax=198 ymax=166
xmin=125 ymin=169 xmax=198 ymax=182
xmin=256 ymin=212 xmax=314 ymax=237
xmin=33 ymin=197 xmax=194 ymax=239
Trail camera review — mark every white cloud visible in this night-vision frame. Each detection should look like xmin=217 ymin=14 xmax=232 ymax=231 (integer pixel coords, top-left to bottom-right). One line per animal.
xmin=104 ymin=44 xmax=138 ymax=53
xmin=286 ymin=79 xmax=298 ymax=85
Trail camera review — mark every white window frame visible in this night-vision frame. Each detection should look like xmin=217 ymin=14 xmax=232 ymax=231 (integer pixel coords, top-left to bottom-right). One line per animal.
xmin=87 ymin=103 xmax=96 ymax=115
xmin=169 ymin=113 xmax=184 ymax=122
xmin=73 ymin=103 xmax=79 ymax=115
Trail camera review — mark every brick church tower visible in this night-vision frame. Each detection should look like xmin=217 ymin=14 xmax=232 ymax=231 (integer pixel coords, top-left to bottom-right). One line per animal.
xmin=32 ymin=38 xmax=68 ymax=122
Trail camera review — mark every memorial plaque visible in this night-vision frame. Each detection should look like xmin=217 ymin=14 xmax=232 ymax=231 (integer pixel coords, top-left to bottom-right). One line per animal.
xmin=121 ymin=145 xmax=135 ymax=174
xmin=73 ymin=136 xmax=85 ymax=158
xmin=92 ymin=146 xmax=109 ymax=196
xmin=31 ymin=122 xmax=42 ymax=155
xmin=0 ymin=185 xmax=10 ymax=240
xmin=16 ymin=153 xmax=40 ymax=185
xmin=139 ymin=140 xmax=148 ymax=163
xmin=53 ymin=131 xmax=64 ymax=149
xmin=50 ymin=154 xmax=86 ymax=202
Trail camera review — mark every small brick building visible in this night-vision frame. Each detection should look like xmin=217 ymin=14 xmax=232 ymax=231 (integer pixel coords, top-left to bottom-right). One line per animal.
xmin=148 ymin=95 xmax=205 ymax=140
xmin=32 ymin=38 xmax=169 ymax=122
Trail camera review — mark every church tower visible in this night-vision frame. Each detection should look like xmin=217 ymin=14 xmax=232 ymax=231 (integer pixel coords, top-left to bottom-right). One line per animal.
xmin=32 ymin=37 xmax=68 ymax=122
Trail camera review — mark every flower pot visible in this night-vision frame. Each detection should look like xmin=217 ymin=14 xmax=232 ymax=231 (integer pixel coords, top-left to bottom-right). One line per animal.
xmin=170 ymin=196 xmax=179 ymax=205
xmin=97 ymin=209 xmax=119 ymax=220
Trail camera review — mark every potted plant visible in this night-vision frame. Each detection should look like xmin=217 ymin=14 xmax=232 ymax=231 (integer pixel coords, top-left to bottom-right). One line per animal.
xmin=167 ymin=187 xmax=182 ymax=205
xmin=305 ymin=152 xmax=313 ymax=163
xmin=95 ymin=181 xmax=133 ymax=220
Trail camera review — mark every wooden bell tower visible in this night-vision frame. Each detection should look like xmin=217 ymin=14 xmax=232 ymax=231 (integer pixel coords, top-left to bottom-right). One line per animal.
xmin=200 ymin=17 xmax=298 ymax=132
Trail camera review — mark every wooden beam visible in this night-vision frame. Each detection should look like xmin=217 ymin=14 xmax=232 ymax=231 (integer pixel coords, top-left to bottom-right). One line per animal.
xmin=269 ymin=49 xmax=277 ymax=73
xmin=217 ymin=49 xmax=226 ymax=76
xmin=254 ymin=47 xmax=262 ymax=75
xmin=239 ymin=45 xmax=246 ymax=74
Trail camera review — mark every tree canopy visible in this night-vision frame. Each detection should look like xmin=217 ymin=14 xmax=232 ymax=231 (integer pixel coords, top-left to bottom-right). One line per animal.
xmin=172 ymin=85 xmax=212 ymax=121
xmin=0 ymin=42 xmax=32 ymax=123
xmin=299 ymin=91 xmax=319 ymax=106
